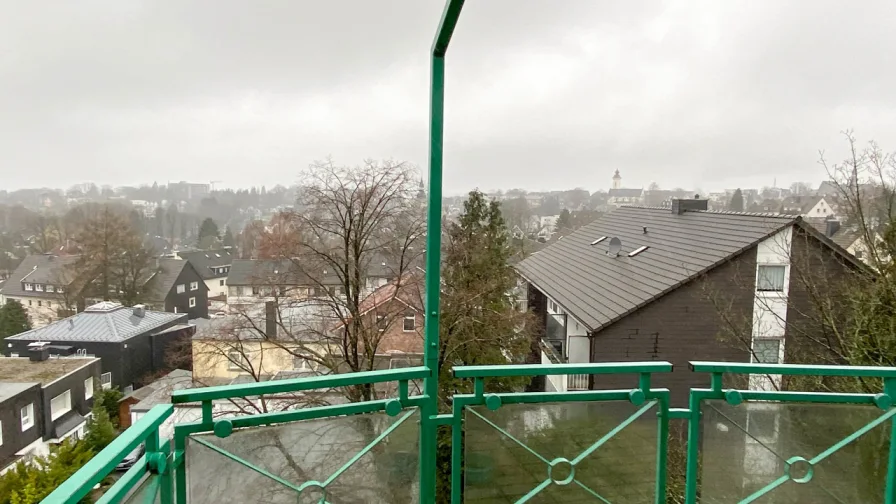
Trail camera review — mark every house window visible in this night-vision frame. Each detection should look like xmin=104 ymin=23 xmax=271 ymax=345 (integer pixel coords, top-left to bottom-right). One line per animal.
xmin=37 ymin=301 xmax=42 ymax=307
xmin=21 ymin=403 xmax=34 ymax=431
xmin=101 ymin=372 xmax=112 ymax=390
xmin=28 ymin=300 xmax=32 ymax=306
xmin=756 ymin=265 xmax=786 ymax=292
xmin=85 ymin=378 xmax=94 ymax=399
xmin=123 ymin=385 xmax=134 ymax=394
xmin=35 ymin=284 xmax=43 ymax=292
xmin=856 ymin=250 xmax=864 ymax=259
xmin=177 ymin=284 xmax=186 ymax=294
xmin=252 ymin=286 xmax=260 ymax=295
xmin=189 ymin=297 xmax=196 ymax=308
xmin=390 ymin=357 xmax=412 ymax=369
xmin=57 ymin=286 xmax=64 ymax=294
xmin=403 ymin=312 xmax=416 ymax=332
xmin=220 ymin=279 xmax=225 ymax=286
xmin=50 ymin=390 xmax=72 ymax=420
xmin=376 ymin=315 xmax=387 ymax=332
xmin=294 ymin=357 xmax=317 ymax=371
xmin=46 ymin=285 xmax=55 ymax=293
xmin=228 ymin=352 xmax=246 ymax=371
xmin=752 ymin=338 xmax=782 ymax=364
xmin=24 ymin=283 xmax=33 ymax=291
xmin=190 ymin=281 xmax=199 ymax=291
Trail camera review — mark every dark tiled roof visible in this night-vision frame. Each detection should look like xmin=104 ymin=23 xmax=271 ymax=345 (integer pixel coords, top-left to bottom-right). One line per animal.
xmin=515 ymin=206 xmax=797 ymax=332
xmin=7 ymin=302 xmax=186 ymax=343
xmin=0 ymin=254 xmax=78 ymax=298
xmin=804 ymin=218 xmax=863 ymax=250
xmin=142 ymin=259 xmax=207 ymax=302
xmin=176 ymin=249 xmax=234 ymax=279
xmin=227 ymin=259 xmax=307 ymax=286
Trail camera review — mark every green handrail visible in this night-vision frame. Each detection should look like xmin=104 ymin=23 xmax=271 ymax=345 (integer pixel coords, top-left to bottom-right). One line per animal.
xmin=42 ymin=404 xmax=173 ymax=504
xmin=690 ymin=360 xmax=896 ymax=378
xmin=170 ymin=366 xmax=430 ymax=403
xmin=454 ymin=361 xmax=673 ymax=378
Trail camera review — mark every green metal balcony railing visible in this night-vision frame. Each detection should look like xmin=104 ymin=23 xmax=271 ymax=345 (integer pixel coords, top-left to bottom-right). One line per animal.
xmin=36 ymin=1 xmax=896 ymax=502
xmin=40 ymin=360 xmax=896 ymax=504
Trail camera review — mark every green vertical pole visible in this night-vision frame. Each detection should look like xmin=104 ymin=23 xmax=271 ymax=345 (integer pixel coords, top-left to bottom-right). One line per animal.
xmin=654 ymin=393 xmax=669 ymax=504
xmin=174 ymin=429 xmax=187 ymax=504
xmin=885 ymin=378 xmax=896 ymax=504
xmin=422 ymin=2 xmax=464 ymax=502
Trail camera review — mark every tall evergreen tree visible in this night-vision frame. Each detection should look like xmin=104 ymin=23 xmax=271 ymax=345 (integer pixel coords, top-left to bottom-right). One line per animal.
xmin=729 ymin=188 xmax=745 ymax=212
xmin=197 ymin=217 xmax=220 ymax=249
xmin=84 ymin=401 xmax=117 ymax=452
xmin=435 ymin=190 xmax=535 ymax=500
xmin=222 ymin=226 xmax=235 ymax=247
xmin=0 ymin=300 xmax=32 ymax=341
xmin=555 ymin=208 xmax=572 ymax=232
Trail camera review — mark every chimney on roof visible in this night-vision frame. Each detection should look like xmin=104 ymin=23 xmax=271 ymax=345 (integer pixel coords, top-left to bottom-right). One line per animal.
xmin=671 ymin=198 xmax=708 ymax=215
xmin=265 ymin=301 xmax=277 ymax=339
xmin=825 ymin=219 xmax=841 ymax=238
xmin=133 ymin=304 xmax=146 ymax=317
xmin=28 ymin=343 xmax=50 ymax=362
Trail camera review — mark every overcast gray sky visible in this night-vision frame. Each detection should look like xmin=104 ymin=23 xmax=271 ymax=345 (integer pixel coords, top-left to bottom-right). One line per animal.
xmin=2 ymin=1 xmax=895 ymax=195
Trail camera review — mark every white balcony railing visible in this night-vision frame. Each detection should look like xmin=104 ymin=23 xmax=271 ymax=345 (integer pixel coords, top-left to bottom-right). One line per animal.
xmin=567 ymin=373 xmax=589 ymax=390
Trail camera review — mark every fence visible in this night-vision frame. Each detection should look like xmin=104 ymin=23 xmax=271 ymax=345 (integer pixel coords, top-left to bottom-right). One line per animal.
xmin=41 ymin=360 xmax=896 ymax=503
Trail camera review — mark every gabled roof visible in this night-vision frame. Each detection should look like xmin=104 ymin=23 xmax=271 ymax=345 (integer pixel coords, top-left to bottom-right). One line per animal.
xmin=804 ymin=218 xmax=864 ymax=250
xmin=142 ymin=259 xmax=208 ymax=302
xmin=7 ymin=302 xmax=186 ymax=343
xmin=515 ymin=206 xmax=798 ymax=332
xmin=228 ymin=259 xmax=309 ymax=286
xmin=331 ymin=273 xmax=423 ymax=330
xmin=176 ymin=248 xmax=234 ymax=279
xmin=0 ymin=254 xmax=79 ymax=298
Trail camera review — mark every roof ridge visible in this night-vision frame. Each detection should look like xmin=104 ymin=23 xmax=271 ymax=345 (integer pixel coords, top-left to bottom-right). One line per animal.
xmin=690 ymin=209 xmax=795 ymax=219
xmin=105 ymin=309 xmax=121 ymax=340
xmin=620 ymin=205 xmax=795 ymax=219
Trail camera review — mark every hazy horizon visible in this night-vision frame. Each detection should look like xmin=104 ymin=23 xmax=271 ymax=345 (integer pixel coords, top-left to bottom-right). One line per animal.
xmin=3 ymin=1 xmax=895 ymax=194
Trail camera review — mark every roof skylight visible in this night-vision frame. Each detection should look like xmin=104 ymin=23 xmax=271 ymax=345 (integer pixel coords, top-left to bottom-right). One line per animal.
xmin=628 ymin=246 xmax=649 ymax=257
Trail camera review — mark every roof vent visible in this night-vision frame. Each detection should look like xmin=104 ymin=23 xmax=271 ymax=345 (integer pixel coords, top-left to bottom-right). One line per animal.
xmin=607 ymin=237 xmax=622 ymax=257
xmin=591 ymin=236 xmax=607 ymax=246
xmin=133 ymin=304 xmax=146 ymax=318
xmin=629 ymin=246 xmax=649 ymax=257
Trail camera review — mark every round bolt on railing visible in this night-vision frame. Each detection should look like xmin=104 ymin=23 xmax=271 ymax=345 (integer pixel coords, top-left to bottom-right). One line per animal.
xmin=214 ymin=419 xmax=233 ymax=438
xmin=485 ymin=394 xmax=502 ymax=411
xmin=785 ymin=456 xmax=814 ymax=484
xmin=548 ymin=457 xmax=576 ymax=486
xmin=724 ymin=389 xmax=743 ymax=406
xmin=385 ymin=398 xmax=403 ymax=417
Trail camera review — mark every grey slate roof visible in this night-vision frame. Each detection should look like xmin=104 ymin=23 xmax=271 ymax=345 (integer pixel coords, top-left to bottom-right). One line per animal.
xmin=515 ymin=206 xmax=797 ymax=332
xmin=177 ymin=249 xmax=234 ymax=279
xmin=7 ymin=302 xmax=186 ymax=343
xmin=1 ymin=254 xmax=78 ymax=298
xmin=228 ymin=259 xmax=306 ymax=286
xmin=804 ymin=218 xmax=863 ymax=250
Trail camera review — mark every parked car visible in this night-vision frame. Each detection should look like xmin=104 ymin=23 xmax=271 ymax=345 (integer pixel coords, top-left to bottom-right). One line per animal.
xmin=115 ymin=444 xmax=145 ymax=471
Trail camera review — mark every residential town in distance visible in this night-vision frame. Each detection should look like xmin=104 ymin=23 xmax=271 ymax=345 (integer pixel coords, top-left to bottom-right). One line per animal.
xmin=0 ymin=162 xmax=890 ymax=500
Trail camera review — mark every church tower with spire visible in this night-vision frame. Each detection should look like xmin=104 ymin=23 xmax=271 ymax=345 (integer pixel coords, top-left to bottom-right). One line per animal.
xmin=612 ymin=169 xmax=622 ymax=190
